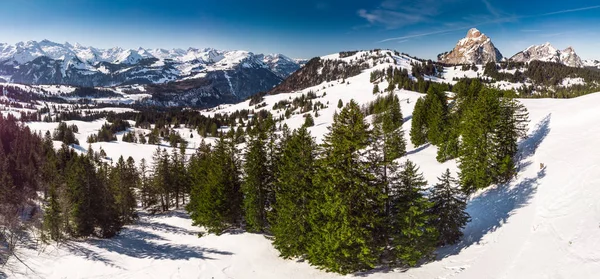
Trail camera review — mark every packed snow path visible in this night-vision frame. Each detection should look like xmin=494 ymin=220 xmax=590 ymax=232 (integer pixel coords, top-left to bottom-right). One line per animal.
xmin=5 ymin=91 xmax=600 ymax=278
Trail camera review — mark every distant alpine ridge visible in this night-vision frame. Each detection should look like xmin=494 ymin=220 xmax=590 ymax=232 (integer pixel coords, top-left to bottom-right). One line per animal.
xmin=438 ymin=28 xmax=587 ymax=67
xmin=510 ymin=42 xmax=583 ymax=67
xmin=0 ymin=40 xmax=303 ymax=100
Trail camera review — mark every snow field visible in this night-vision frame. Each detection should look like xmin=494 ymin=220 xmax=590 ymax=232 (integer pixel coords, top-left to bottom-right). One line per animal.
xmin=4 ymin=53 xmax=600 ymax=278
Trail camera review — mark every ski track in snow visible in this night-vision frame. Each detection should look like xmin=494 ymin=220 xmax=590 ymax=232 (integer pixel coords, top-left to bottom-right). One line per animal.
xmin=4 ymin=51 xmax=600 ymax=278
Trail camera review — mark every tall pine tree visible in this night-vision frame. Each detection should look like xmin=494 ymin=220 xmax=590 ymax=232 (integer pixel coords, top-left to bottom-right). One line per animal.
xmin=389 ymin=160 xmax=437 ymax=266
xmin=307 ymin=100 xmax=383 ymax=274
xmin=271 ymin=127 xmax=316 ymax=259
xmin=429 ymin=169 xmax=470 ymax=246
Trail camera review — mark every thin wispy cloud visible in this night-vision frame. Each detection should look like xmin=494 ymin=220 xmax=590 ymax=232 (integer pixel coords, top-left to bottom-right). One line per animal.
xmin=377 ymin=4 xmax=600 ymax=43
xmin=357 ymin=9 xmax=427 ymax=29
xmin=377 ymin=27 xmax=466 ymax=43
xmin=482 ymin=0 xmax=501 ymax=18
xmin=540 ymin=32 xmax=565 ymax=38
xmin=357 ymin=0 xmax=443 ymax=29
xmin=539 ymin=5 xmax=600 ymax=16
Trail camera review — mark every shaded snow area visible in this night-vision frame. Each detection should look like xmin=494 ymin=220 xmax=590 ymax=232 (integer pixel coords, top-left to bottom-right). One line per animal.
xmin=4 ymin=52 xmax=600 ymax=278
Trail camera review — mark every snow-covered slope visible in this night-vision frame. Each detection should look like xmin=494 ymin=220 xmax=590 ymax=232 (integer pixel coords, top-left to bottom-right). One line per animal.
xmin=510 ymin=42 xmax=584 ymax=67
xmin=5 ymin=48 xmax=600 ymax=278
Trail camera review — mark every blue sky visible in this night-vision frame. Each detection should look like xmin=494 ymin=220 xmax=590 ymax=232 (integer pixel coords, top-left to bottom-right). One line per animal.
xmin=1 ymin=0 xmax=600 ymax=59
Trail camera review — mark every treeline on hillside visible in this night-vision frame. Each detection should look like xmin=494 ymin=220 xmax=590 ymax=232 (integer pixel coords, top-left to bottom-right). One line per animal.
xmin=185 ymin=97 xmax=470 ymax=274
xmin=410 ymin=79 xmax=529 ymax=193
xmin=0 ymin=114 xmax=47 ymax=262
xmin=0 ymin=84 xmax=65 ymax=104
xmin=87 ymin=119 xmax=131 ymax=143
xmin=0 ymin=111 xmax=203 ymax=257
xmin=411 ymin=60 xmax=444 ymax=78
xmin=270 ymin=50 xmax=394 ymax=95
xmin=482 ymin=61 xmax=600 ymax=98
xmin=370 ymin=66 xmax=452 ymax=94
xmin=0 ymin=115 xmax=135 ymax=265
xmin=45 ymin=105 xmax=281 ymax=148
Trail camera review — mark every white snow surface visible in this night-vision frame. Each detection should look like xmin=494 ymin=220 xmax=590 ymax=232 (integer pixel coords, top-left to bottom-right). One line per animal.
xmin=4 ymin=52 xmax=600 ymax=279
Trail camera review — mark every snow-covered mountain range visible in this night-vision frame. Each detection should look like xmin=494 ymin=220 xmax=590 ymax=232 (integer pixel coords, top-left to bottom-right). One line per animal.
xmin=438 ymin=28 xmax=592 ymax=68
xmin=438 ymin=28 xmax=504 ymax=65
xmin=510 ymin=42 xmax=583 ymax=67
xmin=0 ymin=40 xmax=302 ymax=100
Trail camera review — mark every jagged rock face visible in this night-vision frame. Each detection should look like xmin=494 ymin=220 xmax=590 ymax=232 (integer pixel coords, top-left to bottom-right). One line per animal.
xmin=438 ymin=28 xmax=503 ymax=65
xmin=510 ymin=43 xmax=583 ymax=67
xmin=560 ymin=47 xmax=583 ymax=67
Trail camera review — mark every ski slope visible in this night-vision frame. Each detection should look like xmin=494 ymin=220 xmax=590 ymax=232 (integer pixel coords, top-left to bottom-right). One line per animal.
xmin=4 ymin=52 xmax=600 ymax=278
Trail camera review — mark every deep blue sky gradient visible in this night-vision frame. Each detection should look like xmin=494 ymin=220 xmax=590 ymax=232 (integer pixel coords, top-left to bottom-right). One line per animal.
xmin=2 ymin=0 xmax=600 ymax=59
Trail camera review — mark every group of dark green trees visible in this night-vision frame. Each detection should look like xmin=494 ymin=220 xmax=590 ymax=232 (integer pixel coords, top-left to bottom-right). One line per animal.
xmin=410 ymin=79 xmax=529 ymax=193
xmin=186 ymin=96 xmax=470 ymax=273
xmin=42 ymin=141 xmax=138 ymax=240
xmin=0 ymin=114 xmax=138 ymax=254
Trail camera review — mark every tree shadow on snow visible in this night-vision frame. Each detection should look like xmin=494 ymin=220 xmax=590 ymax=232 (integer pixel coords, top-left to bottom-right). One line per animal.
xmin=406 ymin=143 xmax=431 ymax=156
xmin=436 ymin=114 xmax=551 ymax=259
xmin=63 ymin=242 xmax=122 ymax=270
xmin=138 ymin=210 xmax=190 ymax=219
xmin=136 ymin=220 xmax=198 ymax=236
xmin=437 ymin=168 xmax=545 ymax=259
xmin=86 ymin=228 xmax=233 ymax=261
xmin=519 ymin=113 xmax=551 ymax=161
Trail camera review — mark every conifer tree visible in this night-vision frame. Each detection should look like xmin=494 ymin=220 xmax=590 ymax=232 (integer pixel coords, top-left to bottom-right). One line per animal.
xmin=43 ymin=182 xmax=62 ymax=242
xmin=66 ymin=156 xmax=95 ymax=237
xmin=389 ymin=160 xmax=437 ymax=266
xmin=95 ymin=162 xmax=121 ymax=238
xmin=425 ymin=88 xmax=448 ymax=145
xmin=436 ymin=114 xmax=460 ymax=162
xmin=188 ymin=135 xmax=242 ymax=234
xmin=307 ymin=100 xmax=383 ymax=274
xmin=410 ymin=97 xmax=428 ymax=147
xmin=242 ymin=126 xmax=270 ymax=232
xmin=303 ymin=113 xmax=315 ymax=127
xmin=493 ymin=97 xmax=529 ymax=183
xmin=187 ymin=140 xmax=211 ymax=221
xmin=271 ymin=127 xmax=316 ymax=258
xmin=458 ymin=88 xmax=501 ymax=193
xmin=429 ymin=169 xmax=470 ymax=246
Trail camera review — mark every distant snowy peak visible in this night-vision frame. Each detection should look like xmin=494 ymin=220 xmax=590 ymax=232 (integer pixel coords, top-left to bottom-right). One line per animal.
xmin=583 ymin=59 xmax=600 ymax=69
xmin=257 ymin=53 xmax=302 ymax=78
xmin=560 ymin=46 xmax=583 ymax=67
xmin=0 ymin=40 xmax=298 ymax=70
xmin=438 ymin=28 xmax=503 ymax=65
xmin=0 ymin=40 xmax=300 ymax=89
xmin=510 ymin=43 xmax=583 ymax=67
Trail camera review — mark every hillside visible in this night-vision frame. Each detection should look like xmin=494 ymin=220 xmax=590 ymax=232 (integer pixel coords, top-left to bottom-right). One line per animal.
xmin=3 ymin=47 xmax=600 ymax=278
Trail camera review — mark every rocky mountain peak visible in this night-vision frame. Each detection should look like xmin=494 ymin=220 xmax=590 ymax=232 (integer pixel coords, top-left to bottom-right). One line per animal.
xmin=510 ymin=43 xmax=583 ymax=67
xmin=438 ymin=28 xmax=503 ymax=65
xmin=466 ymin=28 xmax=482 ymax=38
